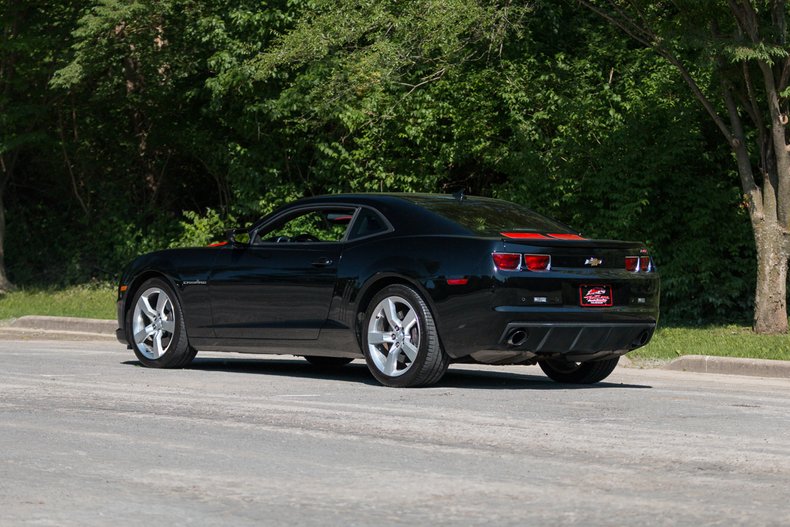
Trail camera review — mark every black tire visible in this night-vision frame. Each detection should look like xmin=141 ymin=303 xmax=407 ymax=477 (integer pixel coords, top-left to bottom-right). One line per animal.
xmin=126 ymin=277 xmax=196 ymax=369
xmin=361 ymin=284 xmax=449 ymax=387
xmin=538 ymin=356 xmax=620 ymax=384
xmin=304 ymin=356 xmax=354 ymax=368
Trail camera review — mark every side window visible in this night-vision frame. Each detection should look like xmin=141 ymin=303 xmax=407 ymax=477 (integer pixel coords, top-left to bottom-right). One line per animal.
xmin=348 ymin=208 xmax=389 ymax=240
xmin=256 ymin=207 xmax=356 ymax=243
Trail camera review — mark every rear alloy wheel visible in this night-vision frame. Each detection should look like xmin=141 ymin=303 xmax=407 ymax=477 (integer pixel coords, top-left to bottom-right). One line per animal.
xmin=128 ymin=278 xmax=196 ymax=368
xmin=538 ymin=356 xmax=620 ymax=384
xmin=362 ymin=284 xmax=449 ymax=387
xmin=304 ymin=356 xmax=354 ymax=368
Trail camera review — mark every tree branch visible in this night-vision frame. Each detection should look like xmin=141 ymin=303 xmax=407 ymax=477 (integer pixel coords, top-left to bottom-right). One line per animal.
xmin=576 ymin=0 xmax=655 ymax=48
xmin=579 ymin=1 xmax=734 ymax=143
xmin=722 ymin=83 xmax=765 ymax=219
xmin=57 ymin=110 xmax=89 ymax=217
xmin=758 ymin=58 xmax=790 ymax=225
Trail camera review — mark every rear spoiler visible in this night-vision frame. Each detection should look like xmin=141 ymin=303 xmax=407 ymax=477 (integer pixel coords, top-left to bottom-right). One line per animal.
xmin=499 ymin=232 xmax=647 ymax=251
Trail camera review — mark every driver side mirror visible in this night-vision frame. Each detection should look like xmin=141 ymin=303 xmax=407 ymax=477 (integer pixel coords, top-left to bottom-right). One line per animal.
xmin=226 ymin=228 xmax=251 ymax=246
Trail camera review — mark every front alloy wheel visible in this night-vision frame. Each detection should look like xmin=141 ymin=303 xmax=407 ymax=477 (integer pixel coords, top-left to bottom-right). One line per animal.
xmin=133 ymin=286 xmax=176 ymax=360
xmin=128 ymin=278 xmax=196 ymax=368
xmin=362 ymin=284 xmax=449 ymax=387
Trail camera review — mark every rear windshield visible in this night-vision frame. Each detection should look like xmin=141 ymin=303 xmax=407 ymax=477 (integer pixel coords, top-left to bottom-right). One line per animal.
xmin=402 ymin=195 xmax=575 ymax=236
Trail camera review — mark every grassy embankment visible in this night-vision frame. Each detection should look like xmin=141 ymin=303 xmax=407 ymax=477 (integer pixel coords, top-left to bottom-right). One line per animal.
xmin=632 ymin=325 xmax=790 ymax=362
xmin=1 ymin=285 xmax=788 ymax=361
xmin=0 ymin=284 xmax=116 ymax=321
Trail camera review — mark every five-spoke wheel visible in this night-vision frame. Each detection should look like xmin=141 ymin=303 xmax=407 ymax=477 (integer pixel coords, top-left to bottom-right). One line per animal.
xmin=362 ymin=284 xmax=448 ymax=387
xmin=132 ymin=286 xmax=176 ymax=360
xmin=127 ymin=278 xmax=196 ymax=368
xmin=367 ymin=295 xmax=421 ymax=377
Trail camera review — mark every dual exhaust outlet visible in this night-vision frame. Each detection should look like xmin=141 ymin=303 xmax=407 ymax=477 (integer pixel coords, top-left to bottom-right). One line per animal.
xmin=505 ymin=327 xmax=650 ymax=349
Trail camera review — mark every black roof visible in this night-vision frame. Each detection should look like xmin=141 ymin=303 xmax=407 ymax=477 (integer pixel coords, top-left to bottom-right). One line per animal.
xmin=293 ymin=193 xmax=469 ymax=236
xmin=289 ymin=192 xmax=575 ymax=237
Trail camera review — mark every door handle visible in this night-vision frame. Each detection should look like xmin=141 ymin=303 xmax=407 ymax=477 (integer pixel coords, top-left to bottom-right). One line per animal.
xmin=312 ymin=257 xmax=333 ymax=267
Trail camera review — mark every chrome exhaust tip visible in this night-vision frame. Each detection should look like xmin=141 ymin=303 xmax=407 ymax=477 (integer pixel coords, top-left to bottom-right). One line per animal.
xmin=507 ymin=329 xmax=528 ymax=347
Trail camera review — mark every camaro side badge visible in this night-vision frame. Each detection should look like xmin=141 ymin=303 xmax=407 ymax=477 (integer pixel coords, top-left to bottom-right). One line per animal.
xmin=584 ymin=257 xmax=603 ymax=267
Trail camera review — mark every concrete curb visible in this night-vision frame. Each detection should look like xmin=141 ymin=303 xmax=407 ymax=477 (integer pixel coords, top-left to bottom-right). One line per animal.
xmin=0 ymin=327 xmax=117 ymax=341
xmin=663 ymin=354 xmax=790 ymax=379
xmin=7 ymin=315 xmax=116 ymax=335
xmin=0 ymin=316 xmax=117 ymax=341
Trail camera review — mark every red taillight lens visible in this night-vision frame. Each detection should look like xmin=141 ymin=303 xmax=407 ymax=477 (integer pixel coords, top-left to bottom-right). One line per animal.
xmin=524 ymin=254 xmax=551 ymax=271
xmin=626 ymin=255 xmax=651 ymax=272
xmin=492 ymin=253 xmax=521 ymax=270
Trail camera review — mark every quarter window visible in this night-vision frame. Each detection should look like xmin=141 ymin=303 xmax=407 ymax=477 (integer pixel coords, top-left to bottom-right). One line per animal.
xmin=348 ymin=208 xmax=389 ymax=240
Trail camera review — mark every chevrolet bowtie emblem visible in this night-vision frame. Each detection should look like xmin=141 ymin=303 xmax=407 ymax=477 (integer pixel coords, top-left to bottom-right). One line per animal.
xmin=585 ymin=257 xmax=603 ymax=267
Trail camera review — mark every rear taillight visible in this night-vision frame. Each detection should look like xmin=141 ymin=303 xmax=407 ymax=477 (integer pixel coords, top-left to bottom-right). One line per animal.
xmin=523 ymin=254 xmax=551 ymax=272
xmin=625 ymin=255 xmax=651 ymax=272
xmin=493 ymin=253 xmax=552 ymax=271
xmin=492 ymin=253 xmax=521 ymax=270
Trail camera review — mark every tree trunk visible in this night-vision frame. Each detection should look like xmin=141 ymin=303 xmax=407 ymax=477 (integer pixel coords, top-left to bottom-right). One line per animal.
xmin=0 ymin=189 xmax=14 ymax=294
xmin=752 ymin=220 xmax=788 ymax=333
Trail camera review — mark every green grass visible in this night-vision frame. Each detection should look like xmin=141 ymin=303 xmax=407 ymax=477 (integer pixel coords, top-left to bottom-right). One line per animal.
xmin=0 ymin=284 xmax=116 ymax=320
xmin=633 ymin=325 xmax=790 ymax=362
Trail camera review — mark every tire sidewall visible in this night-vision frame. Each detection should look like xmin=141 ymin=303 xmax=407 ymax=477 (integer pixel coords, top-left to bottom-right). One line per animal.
xmin=126 ymin=277 xmax=189 ymax=368
xmin=539 ymin=356 xmax=619 ymax=384
xmin=362 ymin=284 xmax=436 ymax=387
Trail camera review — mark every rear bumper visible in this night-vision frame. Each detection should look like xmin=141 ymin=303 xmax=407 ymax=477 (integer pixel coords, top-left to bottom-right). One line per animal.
xmin=434 ymin=295 xmax=658 ymax=360
xmin=498 ymin=321 xmax=655 ymax=358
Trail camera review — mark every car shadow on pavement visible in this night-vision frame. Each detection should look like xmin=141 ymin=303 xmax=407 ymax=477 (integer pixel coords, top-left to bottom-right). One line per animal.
xmin=123 ymin=358 xmax=651 ymax=390
xmin=438 ymin=368 xmax=651 ymax=390
xmin=125 ymin=357 xmax=383 ymax=386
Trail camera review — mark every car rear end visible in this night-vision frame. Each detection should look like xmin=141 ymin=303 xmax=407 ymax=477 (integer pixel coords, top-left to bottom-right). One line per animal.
xmin=486 ymin=234 xmax=659 ymax=361
xmin=397 ymin=195 xmax=659 ymax=363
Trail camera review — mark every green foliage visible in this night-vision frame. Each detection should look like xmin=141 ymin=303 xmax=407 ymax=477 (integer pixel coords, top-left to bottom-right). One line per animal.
xmin=171 ymin=209 xmax=233 ymax=248
xmin=0 ymin=0 xmax=761 ymax=325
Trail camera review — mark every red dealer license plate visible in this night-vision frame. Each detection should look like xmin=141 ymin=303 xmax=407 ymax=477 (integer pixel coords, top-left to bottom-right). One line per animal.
xmin=580 ymin=285 xmax=613 ymax=307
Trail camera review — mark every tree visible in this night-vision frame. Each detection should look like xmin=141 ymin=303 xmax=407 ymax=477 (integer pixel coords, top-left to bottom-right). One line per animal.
xmin=239 ymin=0 xmax=527 ymax=195
xmin=1 ymin=1 xmax=76 ymax=292
xmin=577 ymin=1 xmax=790 ymax=333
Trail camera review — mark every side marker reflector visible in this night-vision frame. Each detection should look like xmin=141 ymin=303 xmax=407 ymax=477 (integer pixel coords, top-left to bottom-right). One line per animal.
xmin=446 ymin=278 xmax=469 ymax=286
xmin=119 ymin=285 xmax=128 ymax=292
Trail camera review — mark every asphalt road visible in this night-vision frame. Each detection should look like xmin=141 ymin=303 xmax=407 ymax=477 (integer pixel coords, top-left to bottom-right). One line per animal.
xmin=1 ymin=340 xmax=789 ymax=526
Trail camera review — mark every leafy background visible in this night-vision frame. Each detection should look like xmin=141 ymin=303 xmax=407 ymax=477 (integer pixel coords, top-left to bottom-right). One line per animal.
xmin=2 ymin=1 xmax=754 ymax=324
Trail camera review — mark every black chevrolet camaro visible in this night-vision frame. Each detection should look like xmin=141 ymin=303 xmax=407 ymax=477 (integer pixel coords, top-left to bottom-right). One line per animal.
xmin=116 ymin=193 xmax=659 ymax=387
